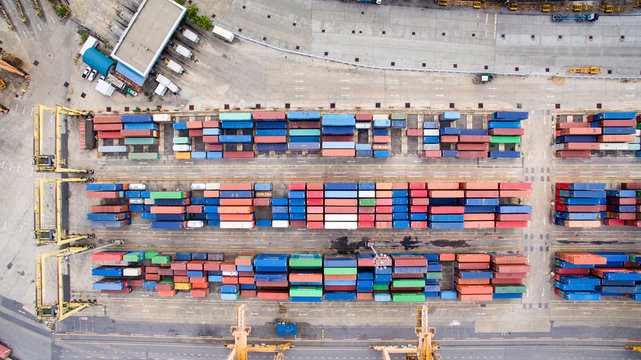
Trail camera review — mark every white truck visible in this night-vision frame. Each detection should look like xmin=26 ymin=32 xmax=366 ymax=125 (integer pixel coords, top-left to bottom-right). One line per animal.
xmin=182 ymin=28 xmax=200 ymax=43
xmin=212 ymin=25 xmax=234 ymax=43
xmin=155 ymin=74 xmax=180 ymax=94
xmin=173 ymin=44 xmax=193 ymax=59
xmin=166 ymin=59 xmax=184 ymax=74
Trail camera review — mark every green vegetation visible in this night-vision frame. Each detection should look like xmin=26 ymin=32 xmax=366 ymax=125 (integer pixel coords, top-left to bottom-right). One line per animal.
xmin=80 ymin=32 xmax=89 ymax=42
xmin=185 ymin=4 xmax=212 ymax=30
xmin=173 ymin=0 xmax=186 ymax=4
xmin=56 ymin=5 xmax=69 ymax=18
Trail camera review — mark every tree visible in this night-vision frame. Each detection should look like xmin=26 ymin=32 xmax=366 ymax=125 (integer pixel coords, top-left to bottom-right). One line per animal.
xmin=80 ymin=33 xmax=89 ymax=42
xmin=56 ymin=6 xmax=70 ymax=18
xmin=186 ymin=6 xmax=198 ymax=20
xmin=194 ymin=15 xmax=211 ymax=30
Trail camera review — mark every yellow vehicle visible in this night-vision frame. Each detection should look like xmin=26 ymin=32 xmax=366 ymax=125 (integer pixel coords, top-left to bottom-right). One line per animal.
xmin=437 ymin=0 xmax=448 ymax=6
xmin=601 ymin=4 xmax=614 ymax=12
xmin=541 ymin=4 xmax=551 ymax=12
xmin=569 ymin=67 xmax=602 ymax=74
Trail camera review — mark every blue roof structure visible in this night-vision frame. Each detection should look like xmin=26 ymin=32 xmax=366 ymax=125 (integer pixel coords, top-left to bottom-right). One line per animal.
xmin=82 ymin=48 xmax=115 ymax=76
xmin=116 ymin=62 xmax=145 ymax=86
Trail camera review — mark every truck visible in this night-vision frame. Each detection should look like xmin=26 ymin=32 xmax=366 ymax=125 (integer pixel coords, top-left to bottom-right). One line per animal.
xmin=155 ymin=74 xmax=180 ymax=94
xmin=173 ymin=44 xmax=193 ymax=59
xmin=212 ymin=26 xmax=235 ymax=43
xmin=552 ymin=13 xmax=599 ymax=22
xmin=181 ymin=28 xmax=200 ymax=43
xmin=345 ymin=0 xmax=382 ymax=3
xmin=165 ymin=59 xmax=184 ymax=74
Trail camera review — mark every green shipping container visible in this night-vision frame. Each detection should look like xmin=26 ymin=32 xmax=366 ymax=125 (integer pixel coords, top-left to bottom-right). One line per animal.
xmin=125 ymin=137 xmax=157 ymax=145
xmin=289 ymin=255 xmax=323 ymax=268
xmin=123 ymin=253 xmax=142 ymax=262
xmin=129 ymin=152 xmax=159 ymax=160
xmin=490 ymin=135 xmax=521 ymax=144
xmin=150 ymin=191 xmax=187 ymax=199
xmin=373 ymin=284 xmax=389 ymax=291
xmin=289 ymin=129 xmax=321 ymax=136
xmin=144 ymin=251 xmax=160 ymax=259
xmin=173 ymin=137 xmax=191 ymax=144
xmin=425 ymin=272 xmax=443 ymax=279
xmin=290 ymin=286 xmax=323 ymax=297
xmin=219 ymin=112 xmax=252 ymax=121
xmin=151 ymin=255 xmax=172 ymax=264
xmin=390 ymin=113 xmax=404 ymax=120
xmin=323 ymin=267 xmax=357 ymax=275
xmin=392 ymin=293 xmax=425 ymax=302
xmin=392 ymin=279 xmax=425 ymax=288
xmin=493 ymin=285 xmax=527 ymax=294
xmin=359 ymin=198 xmax=376 ymax=206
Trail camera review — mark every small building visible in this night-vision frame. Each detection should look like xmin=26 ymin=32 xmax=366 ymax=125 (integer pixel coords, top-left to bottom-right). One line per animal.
xmin=95 ymin=79 xmax=116 ymax=96
xmin=82 ymin=48 xmax=115 ymax=76
xmin=79 ymin=36 xmax=98 ymax=56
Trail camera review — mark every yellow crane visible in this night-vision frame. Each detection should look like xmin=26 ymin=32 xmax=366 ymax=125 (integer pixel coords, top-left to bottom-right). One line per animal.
xmin=15 ymin=0 xmax=27 ymax=23
xmin=34 ymin=177 xmax=94 ymax=245
xmin=36 ymin=245 xmax=94 ymax=326
xmin=0 ymin=3 xmax=15 ymax=31
xmin=226 ymin=304 xmax=293 ymax=360
xmin=33 ymin=104 xmax=93 ymax=173
xmin=371 ymin=305 xmax=440 ymax=360
xmin=31 ymin=0 xmax=42 ymax=16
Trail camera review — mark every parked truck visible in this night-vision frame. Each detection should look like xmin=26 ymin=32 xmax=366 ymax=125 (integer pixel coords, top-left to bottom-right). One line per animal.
xmin=156 ymin=74 xmax=180 ymax=94
xmin=552 ymin=13 xmax=599 ymax=22
xmin=173 ymin=44 xmax=193 ymax=59
xmin=165 ymin=59 xmax=184 ymax=74
xmin=212 ymin=25 xmax=235 ymax=43
xmin=181 ymin=28 xmax=200 ymax=43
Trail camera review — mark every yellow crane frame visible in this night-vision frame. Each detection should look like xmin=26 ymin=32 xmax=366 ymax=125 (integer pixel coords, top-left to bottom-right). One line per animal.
xmin=36 ymin=245 xmax=94 ymax=325
xmin=371 ymin=305 xmax=440 ymax=360
xmin=33 ymin=104 xmax=93 ymax=173
xmin=34 ymin=177 xmax=94 ymax=245
xmin=226 ymin=304 xmax=293 ymax=360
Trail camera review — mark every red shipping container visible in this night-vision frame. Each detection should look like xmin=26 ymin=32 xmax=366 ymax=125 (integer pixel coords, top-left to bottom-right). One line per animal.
xmin=499 ymin=190 xmax=532 ymax=198
xmin=238 ymin=276 xmax=255 ymax=284
xmin=464 ymin=213 xmax=495 ymax=221
xmin=410 ymin=205 xmax=428 ymax=213
xmin=306 ymin=198 xmax=324 ymax=206
xmin=202 ymin=136 xmax=219 ymax=143
xmin=322 ymin=135 xmax=353 ymax=142
xmin=203 ymin=120 xmax=220 ymax=128
xmin=145 ymin=266 xmax=160 ymax=274
xmin=489 ymin=128 xmax=524 ymax=136
xmin=121 ymin=129 xmax=157 ymax=137
xmin=324 ymin=285 xmax=356 ymax=291
xmin=223 ymin=151 xmax=254 ymax=158
xmin=499 ymin=183 xmax=532 ymax=190
xmin=376 ymin=214 xmax=393 ymax=221
xmin=91 ymin=252 xmax=127 ymax=262
xmin=559 ymin=127 xmax=601 ymax=135
xmin=491 ymin=255 xmax=527 ymax=264
xmin=255 ymin=136 xmax=287 ymax=143
xmin=373 ymin=135 xmax=390 ymax=143
xmin=464 ymin=221 xmax=495 ymax=229
xmin=597 ymin=134 xmax=636 ymax=142
xmin=427 ymin=182 xmax=459 ymax=190
xmin=204 ymin=261 xmax=221 ymax=271
xmin=171 ymin=261 xmax=188 ymax=271
xmin=556 ymin=122 xmax=589 ymax=129
xmin=145 ymin=274 xmax=161 ymax=281
xmin=495 ymin=221 xmax=528 ymax=228
xmin=459 ymin=135 xmax=491 ymax=143
xmin=359 ymin=214 xmax=375 ymax=221
xmin=429 ymin=206 xmax=464 ymax=214
xmin=220 ymin=198 xmax=253 ymax=206
xmin=407 ymin=129 xmax=422 ymax=137
xmin=157 ymin=290 xmax=176 ymax=297
xmin=289 ymin=121 xmax=320 ymax=129
xmin=322 ymin=149 xmax=355 ymax=157
xmin=240 ymin=289 xmax=256 ymax=297
xmin=222 ymin=277 xmax=239 ymax=285
xmin=440 ymin=253 xmax=455 ymax=262
xmin=456 ymin=285 xmax=493 ymax=295
xmin=423 ymin=150 xmax=442 ymax=157
xmin=220 ymin=183 xmax=252 ymax=191
xmin=456 ymin=278 xmax=491 ymax=285
xmin=410 ymin=221 xmax=427 ymax=228
xmin=191 ymin=289 xmax=209 ymax=297
xmin=465 ymin=190 xmax=499 ymax=198
xmin=151 ymin=206 xmax=185 ymax=214
xmin=186 ymin=121 xmax=203 ymax=129
xmin=355 ymin=113 xmax=373 ymax=121
xmin=290 ymin=220 xmax=306 ymax=227
xmin=376 ymin=206 xmax=393 ymax=213
xmin=409 ymin=182 xmax=426 ymax=190
xmin=206 ymin=144 xmax=222 ymax=151
xmin=558 ymin=142 xmax=599 ymax=150
xmin=97 ymin=131 xmax=123 ymax=139
xmin=325 ymin=206 xmax=358 ymax=214
xmin=186 ymin=205 xmax=203 ymax=213
xmin=456 ymin=262 xmax=490 ymax=270
xmin=359 ymin=206 xmax=375 ymax=213
xmin=253 ymin=111 xmax=286 ymax=120
xmin=253 ymin=198 xmax=271 ymax=206
xmin=158 ymin=268 xmax=173 ymax=276
xmin=307 ymin=221 xmax=324 ymax=229
xmin=174 ymin=276 xmax=189 ymax=283
xmin=490 ymin=278 xmax=523 ymax=285
xmin=622 ymin=183 xmax=641 ymax=190
xmin=93 ymin=116 xmax=122 ymax=123
xmin=598 ymin=119 xmax=637 ymax=127
xmin=257 ymin=290 xmax=289 ymax=300
xmin=494 ymin=264 xmax=531 ymax=273
xmin=307 ymin=206 xmax=323 ymax=214
xmin=325 ymin=274 xmax=357 ymax=280
xmin=607 ymin=197 xmax=637 ymax=205
xmin=188 ymin=129 xmax=203 ymax=137
xmin=307 ymin=190 xmax=324 ymax=198
xmin=457 ymin=151 xmax=488 ymax=158
xmin=94 ymin=123 xmax=122 ymax=131
xmin=91 ymin=205 xmax=129 ymax=212
xmin=457 ymin=143 xmax=489 ymax=151
xmin=440 ymin=135 xmax=458 ymax=143
xmin=496 ymin=213 xmax=532 ymax=221
xmin=393 ymin=256 xmax=427 ymax=266
xmin=375 ymin=221 xmax=392 ymax=229
xmin=290 ymin=273 xmax=323 ymax=283
xmin=556 ymin=150 xmax=591 ymax=158
xmin=411 ymin=198 xmax=430 ymax=205
xmin=457 ymin=254 xmax=490 ymax=262
xmin=376 ymin=198 xmax=393 ymax=206
xmin=358 ymin=221 xmax=375 ymax=228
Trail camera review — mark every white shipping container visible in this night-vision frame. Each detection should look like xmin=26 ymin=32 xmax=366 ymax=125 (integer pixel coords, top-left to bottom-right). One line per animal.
xmin=423 ymin=129 xmax=439 ymax=136
xmin=128 ymin=183 xmax=146 ymax=190
xmin=355 ymin=122 xmax=371 ymax=129
xmin=220 ymin=221 xmax=254 ymax=229
xmin=129 ymin=198 xmax=144 ymax=204
xmin=144 ymin=198 xmax=155 ymax=205
xmin=222 ymin=271 xmax=238 ymax=276
xmin=272 ymin=220 xmax=289 ymax=228
xmin=187 ymin=220 xmax=205 ymax=228
xmin=212 ymin=26 xmax=235 ymax=42
xmin=324 ymin=221 xmax=358 ymax=230
xmin=423 ymin=144 xmax=440 ymax=151
xmin=123 ymin=268 xmax=142 ymax=277
xmin=325 ymin=214 xmax=358 ymax=222
xmin=173 ymin=144 xmax=192 ymax=152
xmin=636 ymin=129 xmax=641 ymax=136
xmin=372 ymin=114 xmax=389 ymax=120
xmin=191 ymin=183 xmax=206 ymax=190
xmin=166 ymin=82 xmax=180 ymax=94
xmin=156 ymin=74 xmax=171 ymax=87
xmin=152 ymin=113 xmax=172 ymax=122
xmin=554 ymin=144 xmax=563 ymax=151
xmin=182 ymin=28 xmax=200 ymax=43
xmin=98 ymin=145 xmax=127 ymax=153
xmin=599 ymin=143 xmax=629 ymax=150
xmin=358 ymin=190 xmax=375 ymax=198
xmin=205 ymin=182 xmax=221 ymax=190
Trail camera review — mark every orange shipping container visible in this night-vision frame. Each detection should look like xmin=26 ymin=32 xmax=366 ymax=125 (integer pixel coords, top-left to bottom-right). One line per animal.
xmin=457 ymin=254 xmax=491 ymax=262
xmin=499 ymin=190 xmax=532 ymax=198
xmin=158 ymin=290 xmax=176 ymax=297
xmin=464 ymin=213 xmax=495 ymax=221
xmin=427 ymin=182 xmax=459 ymax=190
xmin=429 ymin=190 xmax=464 ymax=198
xmin=460 ymin=182 xmax=499 ymax=190
xmin=220 ymin=183 xmax=253 ymax=191
xmin=220 ymin=198 xmax=253 ymax=206
xmin=220 ymin=214 xmax=255 ymax=221
xmin=222 ymin=277 xmax=239 ymax=285
xmin=307 ymin=183 xmax=324 ymax=190
xmin=325 ymin=199 xmax=358 ymax=206
xmin=494 ymin=264 xmax=531 ymax=273
xmin=376 ymin=191 xmax=393 ymax=198
xmin=439 ymin=253 xmax=456 ymax=262
xmin=204 ymin=190 xmax=220 ymax=198
xmin=376 ymin=183 xmax=393 ymax=190
xmin=289 ymin=273 xmax=323 ymax=283
xmin=490 ymin=254 xmax=527 ymax=264
xmin=322 ymin=149 xmax=355 ymax=157
xmin=217 ymin=206 xmax=255 ymax=214
xmin=455 ymin=278 xmax=491 ymax=285
xmin=307 ymin=214 xmax=324 ymax=221
xmin=458 ymin=294 xmax=493 ymax=302
xmin=456 ymin=285 xmax=493 ymax=295
xmin=150 ymin=206 xmax=185 ymax=214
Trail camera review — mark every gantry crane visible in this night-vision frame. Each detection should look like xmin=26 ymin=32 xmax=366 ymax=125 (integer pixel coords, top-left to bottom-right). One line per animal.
xmin=33 ymin=104 xmax=93 ymax=173
xmin=226 ymin=304 xmax=293 ymax=360
xmin=0 ymin=57 xmax=27 ymax=77
xmin=36 ymin=245 xmax=94 ymax=326
xmin=371 ymin=305 xmax=440 ymax=360
xmin=34 ymin=178 xmax=94 ymax=245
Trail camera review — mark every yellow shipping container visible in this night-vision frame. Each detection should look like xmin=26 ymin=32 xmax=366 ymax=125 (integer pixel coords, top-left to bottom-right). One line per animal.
xmin=175 ymin=152 xmax=192 ymax=160
xmin=174 ymin=282 xmax=192 ymax=290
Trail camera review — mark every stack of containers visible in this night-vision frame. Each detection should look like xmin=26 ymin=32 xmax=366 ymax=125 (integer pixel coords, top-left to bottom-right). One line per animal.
xmin=289 ymin=254 xmax=323 ymax=302
xmin=152 ymin=253 xmax=175 ymax=297
xmin=622 ymin=183 xmax=641 ymax=227
xmin=355 ymin=255 xmax=377 ymax=300
xmin=324 ymin=256 xmax=357 ymax=301
xmin=375 ymin=182 xmax=393 ymax=229
xmin=202 ymin=183 xmax=221 ymax=227
xmin=422 ymin=120 xmax=441 ymax=158
xmin=254 ymin=183 xmax=273 ymax=228
xmin=455 ymin=253 xmax=493 ymax=301
xmin=186 ymin=254 xmax=209 ymax=295
xmin=183 ymin=121 xmax=206 ymax=159
xmin=604 ymin=187 xmax=638 ymax=226
xmin=355 ymin=113 xmax=373 ymax=157
xmin=391 ymin=255 xmax=426 ymax=302
xmin=172 ymin=122 xmax=192 ymax=159
xmin=554 ymin=183 xmax=606 ymax=227
xmin=490 ymin=254 xmax=529 ymax=299
xmin=206 ymin=253 xmax=224 ymax=284
xmin=203 ymin=118 xmax=222 ymax=159
xmin=438 ymin=253 xmax=457 ymax=299
xmin=93 ymin=115 xmax=125 ymax=153
xmin=461 ymin=182 xmax=498 ymax=229
xmin=288 ymin=183 xmax=307 ymax=227
xmin=391 ymin=113 xmax=407 ymax=129
xmin=357 ymin=183 xmax=376 ymax=228
xmin=321 ymin=114 xmax=356 ymax=157
xmin=219 ymin=113 xmax=254 ymax=158
xmin=254 ymin=254 xmax=289 ymax=300
xmin=218 ymin=183 xmax=255 ymax=229
xmin=555 ymin=122 xmax=600 ymax=158
xmin=592 ymin=112 xmax=638 ymax=153
xmin=236 ymin=254 xmax=256 ymax=297
xmin=496 ymin=182 xmax=532 ymax=228
xmin=439 ymin=111 xmax=460 ymax=159
xmin=306 ymin=183 xmax=324 ymax=229
xmin=185 ymin=184 xmax=206 ymax=228
xmin=287 ymin=111 xmax=321 ymax=152
xmin=253 ymin=112 xmax=287 ymax=153
xmin=220 ymin=258 xmax=239 ymax=300
xmin=392 ymin=183 xmax=410 ymax=228
xmin=324 ymin=182 xmax=358 ymax=229
xmin=86 ymin=183 xmax=131 ymax=227
xmin=639 ymin=114 xmax=641 ymax=157
xmin=457 ymin=128 xmax=490 ymax=159
xmin=145 ymin=191 xmax=190 ymax=229
xmin=272 ymin=196 xmax=289 ymax=228
xmin=428 ymin=182 xmax=465 ymax=230
xmin=488 ymin=111 xmax=526 ymax=159
xmin=424 ymin=254 xmax=443 ymax=298
xmin=372 ymin=114 xmax=391 ymax=158
xmin=409 ymin=182 xmax=429 ymax=229
xmin=91 ymin=251 xmax=134 ymax=293
xmin=118 ymin=114 xmax=158 ymax=159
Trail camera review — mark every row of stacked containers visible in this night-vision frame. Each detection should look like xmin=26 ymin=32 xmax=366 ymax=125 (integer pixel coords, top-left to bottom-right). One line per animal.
xmin=91 ymin=252 xmax=529 ymax=302
xmin=555 ymin=111 xmax=640 ymax=158
xmin=89 ymin=111 xmax=524 ymax=159
xmin=409 ymin=111 xmax=525 ymax=159
xmin=554 ymin=183 xmax=641 ymax=228
xmin=86 ymin=182 xmax=532 ymax=229
xmin=554 ymin=252 xmax=641 ymax=301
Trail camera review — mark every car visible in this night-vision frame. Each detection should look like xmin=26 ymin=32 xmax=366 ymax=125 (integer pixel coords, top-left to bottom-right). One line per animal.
xmin=99 ymin=74 xmax=106 ymax=81
xmin=82 ymin=66 xmax=91 ymax=79
xmin=88 ymin=69 xmax=97 ymax=81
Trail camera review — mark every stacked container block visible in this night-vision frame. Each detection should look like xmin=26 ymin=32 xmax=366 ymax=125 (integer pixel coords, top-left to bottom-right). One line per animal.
xmin=219 ymin=183 xmax=255 ymax=229
xmin=358 ymin=183 xmax=376 ymax=228
xmin=324 ymin=183 xmax=358 ymax=229
xmin=254 ymin=112 xmax=287 ymax=153
xmin=219 ymin=112 xmax=254 ymax=158
xmin=490 ymin=254 xmax=529 ymax=299
xmin=391 ymin=183 xmax=409 ymax=228
xmin=355 ymin=114 xmax=373 ymax=157
xmin=290 ymin=254 xmax=323 ymax=302
xmin=321 ymin=114 xmax=356 ymax=157
xmin=288 ymin=183 xmax=306 ymax=227
xmin=554 ymin=183 xmax=607 ymax=227
xmin=604 ymin=183 xmax=641 ymax=227
xmin=391 ymin=255 xmax=427 ymax=302
xmin=324 ymin=256 xmax=357 ymax=300
xmin=288 ymin=111 xmax=321 ymax=152
xmin=372 ymin=114 xmax=391 ymax=158
xmin=85 ymin=183 xmax=132 ymax=227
